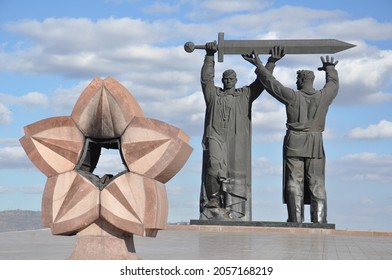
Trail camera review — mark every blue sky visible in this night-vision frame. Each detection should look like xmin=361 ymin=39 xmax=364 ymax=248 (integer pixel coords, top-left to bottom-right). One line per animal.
xmin=0 ymin=0 xmax=391 ymax=232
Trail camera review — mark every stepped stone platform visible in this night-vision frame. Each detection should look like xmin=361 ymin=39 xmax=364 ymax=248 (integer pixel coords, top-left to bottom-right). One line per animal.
xmin=0 ymin=225 xmax=391 ymax=260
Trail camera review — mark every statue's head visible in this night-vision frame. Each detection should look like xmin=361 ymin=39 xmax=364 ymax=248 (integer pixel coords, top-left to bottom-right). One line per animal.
xmin=296 ymin=70 xmax=315 ymax=90
xmin=222 ymin=69 xmax=237 ymax=90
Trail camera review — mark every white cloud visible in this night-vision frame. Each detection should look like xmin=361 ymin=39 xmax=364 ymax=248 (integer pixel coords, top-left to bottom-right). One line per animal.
xmin=51 ymin=80 xmax=90 ymax=114
xmin=338 ymin=48 xmax=390 ymax=89
xmin=362 ymin=91 xmax=392 ymax=104
xmin=139 ymin=90 xmax=206 ymax=137
xmin=0 ymin=186 xmax=14 ymax=194
xmin=5 ymin=17 xmax=165 ymax=49
xmin=0 ymin=138 xmax=20 ymax=146
xmin=166 ymin=185 xmax=185 ymax=196
xmin=253 ymin=156 xmax=281 ymax=177
xmin=360 ymin=198 xmax=374 ymax=206
xmin=0 ymin=92 xmax=49 ymax=108
xmin=91 ymin=149 xmax=128 ymax=178
xmin=0 ymin=146 xmax=32 ymax=169
xmin=329 ymin=152 xmax=392 ymax=183
xmin=347 ymin=119 xmax=392 ymax=139
xmin=253 ymin=97 xmax=286 ymax=128
xmin=22 ymin=185 xmax=44 ymax=195
xmin=143 ymin=2 xmax=180 ymax=14
xmin=200 ymin=0 xmax=271 ymax=14
xmin=316 ymin=18 xmax=392 ymax=41
xmin=140 ymin=91 xmax=204 ymax=118
xmin=19 ymin=92 xmax=49 ymax=107
xmin=183 ymin=0 xmax=273 ymax=22
xmin=1 ymin=18 xmax=198 ymax=79
xmin=0 ymin=103 xmax=12 ymax=125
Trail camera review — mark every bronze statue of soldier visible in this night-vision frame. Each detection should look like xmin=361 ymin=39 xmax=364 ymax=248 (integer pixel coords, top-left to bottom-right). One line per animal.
xmin=199 ymin=42 xmax=284 ymax=221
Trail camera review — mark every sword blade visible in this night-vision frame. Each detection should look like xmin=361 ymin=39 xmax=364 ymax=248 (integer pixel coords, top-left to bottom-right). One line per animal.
xmin=222 ymin=39 xmax=355 ymax=54
xmin=217 ymin=32 xmax=355 ymax=62
xmin=184 ymin=32 xmax=357 ymax=62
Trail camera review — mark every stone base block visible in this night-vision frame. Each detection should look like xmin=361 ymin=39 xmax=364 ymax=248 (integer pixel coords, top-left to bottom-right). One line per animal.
xmin=68 ymin=220 xmax=139 ymax=260
xmin=69 ymin=235 xmax=138 ymax=260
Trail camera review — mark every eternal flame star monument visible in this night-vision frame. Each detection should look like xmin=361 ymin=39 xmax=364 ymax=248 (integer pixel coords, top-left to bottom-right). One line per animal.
xmin=20 ymin=77 xmax=192 ymax=259
xmin=185 ymin=32 xmax=355 ymax=225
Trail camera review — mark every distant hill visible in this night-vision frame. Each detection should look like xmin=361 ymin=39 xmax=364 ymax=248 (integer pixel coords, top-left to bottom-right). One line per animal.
xmin=0 ymin=210 xmax=189 ymax=233
xmin=0 ymin=210 xmax=44 ymax=233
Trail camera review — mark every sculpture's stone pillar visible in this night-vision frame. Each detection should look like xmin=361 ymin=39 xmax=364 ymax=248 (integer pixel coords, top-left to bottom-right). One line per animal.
xmin=69 ymin=220 xmax=138 ymax=260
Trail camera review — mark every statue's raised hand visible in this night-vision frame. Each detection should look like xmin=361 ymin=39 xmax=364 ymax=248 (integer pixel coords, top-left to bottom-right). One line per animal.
xmin=205 ymin=41 xmax=217 ymax=55
xmin=242 ymin=51 xmax=263 ymax=67
xmin=318 ymin=56 xmax=338 ymax=71
xmin=268 ymin=46 xmax=285 ymax=63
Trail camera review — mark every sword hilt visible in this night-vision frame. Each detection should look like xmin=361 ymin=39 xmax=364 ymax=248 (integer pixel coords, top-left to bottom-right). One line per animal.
xmin=184 ymin=33 xmax=225 ymax=62
xmin=184 ymin=41 xmax=207 ymax=53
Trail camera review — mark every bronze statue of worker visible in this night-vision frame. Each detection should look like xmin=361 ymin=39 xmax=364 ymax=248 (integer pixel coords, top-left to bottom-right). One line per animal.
xmin=243 ymin=51 xmax=339 ymax=223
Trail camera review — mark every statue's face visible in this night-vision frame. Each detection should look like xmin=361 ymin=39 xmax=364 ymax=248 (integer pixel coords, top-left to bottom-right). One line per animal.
xmin=222 ymin=73 xmax=237 ymax=90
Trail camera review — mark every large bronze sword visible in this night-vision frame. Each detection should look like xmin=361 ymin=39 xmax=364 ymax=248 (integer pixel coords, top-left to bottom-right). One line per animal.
xmin=184 ymin=32 xmax=356 ymax=62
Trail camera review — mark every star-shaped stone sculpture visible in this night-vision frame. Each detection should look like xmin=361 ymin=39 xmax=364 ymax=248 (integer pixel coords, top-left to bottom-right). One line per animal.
xmin=19 ymin=77 xmax=192 ymax=259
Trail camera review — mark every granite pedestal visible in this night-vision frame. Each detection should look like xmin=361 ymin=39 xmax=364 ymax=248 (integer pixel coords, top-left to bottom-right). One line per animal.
xmin=190 ymin=219 xmax=336 ymax=229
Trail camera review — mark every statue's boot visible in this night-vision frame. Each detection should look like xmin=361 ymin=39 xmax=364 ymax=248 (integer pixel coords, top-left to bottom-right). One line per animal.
xmin=206 ymin=196 xmax=220 ymax=208
xmin=205 ymin=174 xmax=222 ymax=208
xmin=286 ymin=196 xmax=304 ymax=223
xmin=206 ymin=174 xmax=220 ymax=195
xmin=311 ymin=200 xmax=327 ymax=223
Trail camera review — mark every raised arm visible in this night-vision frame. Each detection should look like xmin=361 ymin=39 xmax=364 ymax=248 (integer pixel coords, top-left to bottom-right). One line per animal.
xmin=245 ymin=46 xmax=286 ymax=102
xmin=318 ymin=56 xmax=339 ymax=102
xmin=201 ymin=41 xmax=217 ymax=102
xmin=243 ymin=49 xmax=295 ymax=104
xmin=265 ymin=45 xmax=285 ymax=73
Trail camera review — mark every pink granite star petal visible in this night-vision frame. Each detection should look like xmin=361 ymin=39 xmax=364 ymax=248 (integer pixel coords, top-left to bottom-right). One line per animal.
xmin=41 ymin=170 xmax=100 ymax=235
xmin=121 ymin=116 xmax=192 ymax=183
xmin=71 ymin=76 xmax=144 ymax=138
xmin=19 ymin=116 xmax=84 ymax=178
